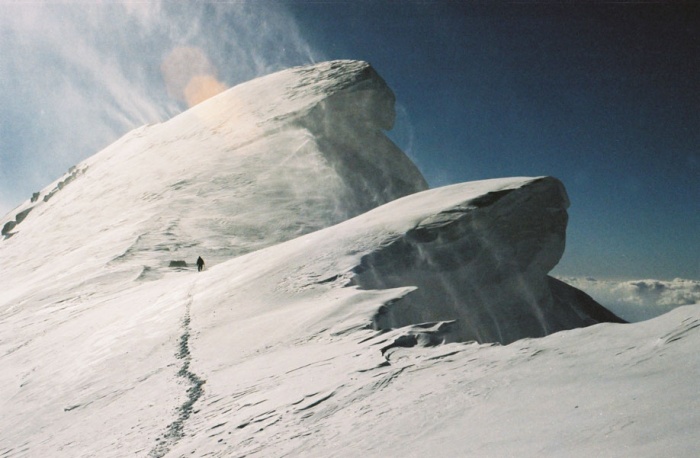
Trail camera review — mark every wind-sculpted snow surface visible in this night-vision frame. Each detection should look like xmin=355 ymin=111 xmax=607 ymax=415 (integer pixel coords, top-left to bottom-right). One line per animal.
xmin=1 ymin=61 xmax=696 ymax=457
xmin=160 ymin=177 xmax=688 ymax=458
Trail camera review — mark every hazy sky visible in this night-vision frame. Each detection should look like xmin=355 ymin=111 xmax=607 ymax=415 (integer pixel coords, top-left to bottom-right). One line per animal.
xmin=0 ymin=1 xmax=697 ymax=280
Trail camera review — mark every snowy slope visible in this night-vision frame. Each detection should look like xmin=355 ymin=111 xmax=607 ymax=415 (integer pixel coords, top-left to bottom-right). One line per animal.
xmin=1 ymin=61 xmax=698 ymax=457
xmin=0 ymin=60 xmax=425 ymax=287
xmin=2 ymin=177 xmax=697 ymax=457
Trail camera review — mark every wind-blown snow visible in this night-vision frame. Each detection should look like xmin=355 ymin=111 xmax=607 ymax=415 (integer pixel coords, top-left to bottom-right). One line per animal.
xmin=1 ymin=60 xmax=698 ymax=457
xmin=0 ymin=60 xmax=425 ymax=284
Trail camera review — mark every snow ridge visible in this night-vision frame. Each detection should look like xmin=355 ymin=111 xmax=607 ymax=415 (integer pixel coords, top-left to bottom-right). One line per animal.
xmin=0 ymin=60 xmax=426 ymax=280
xmin=1 ymin=165 xmax=87 ymax=239
xmin=4 ymin=60 xmax=694 ymax=457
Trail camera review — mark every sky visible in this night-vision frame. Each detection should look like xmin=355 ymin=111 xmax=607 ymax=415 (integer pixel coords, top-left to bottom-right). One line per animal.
xmin=0 ymin=1 xmax=697 ymax=280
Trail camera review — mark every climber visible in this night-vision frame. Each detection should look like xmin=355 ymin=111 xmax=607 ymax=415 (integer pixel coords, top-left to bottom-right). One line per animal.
xmin=196 ymin=256 xmax=205 ymax=272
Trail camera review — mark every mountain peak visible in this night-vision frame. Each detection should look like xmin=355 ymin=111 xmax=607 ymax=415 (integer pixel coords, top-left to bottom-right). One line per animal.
xmin=7 ymin=61 xmax=687 ymax=458
xmin=0 ymin=60 xmax=427 ymax=284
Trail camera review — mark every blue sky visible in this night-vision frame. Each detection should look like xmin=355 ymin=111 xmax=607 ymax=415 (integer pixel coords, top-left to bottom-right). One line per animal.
xmin=1 ymin=1 xmax=697 ymax=280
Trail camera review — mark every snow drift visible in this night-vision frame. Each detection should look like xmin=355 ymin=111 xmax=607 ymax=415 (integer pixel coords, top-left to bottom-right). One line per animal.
xmin=2 ymin=60 xmax=696 ymax=458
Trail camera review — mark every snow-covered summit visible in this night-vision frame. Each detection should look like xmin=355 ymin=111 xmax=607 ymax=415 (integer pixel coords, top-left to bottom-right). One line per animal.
xmin=0 ymin=60 xmax=426 ymax=286
xmin=3 ymin=61 xmax=696 ymax=457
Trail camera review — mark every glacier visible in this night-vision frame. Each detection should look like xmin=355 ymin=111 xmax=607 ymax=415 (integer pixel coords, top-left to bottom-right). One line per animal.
xmin=1 ymin=60 xmax=698 ymax=457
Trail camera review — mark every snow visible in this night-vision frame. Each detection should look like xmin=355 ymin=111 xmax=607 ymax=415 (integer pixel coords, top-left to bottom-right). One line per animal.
xmin=1 ymin=60 xmax=699 ymax=457
xmin=0 ymin=60 xmax=425 ymax=276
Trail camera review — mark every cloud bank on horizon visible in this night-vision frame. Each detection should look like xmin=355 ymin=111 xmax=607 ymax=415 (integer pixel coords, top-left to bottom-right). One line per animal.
xmin=0 ymin=1 xmax=318 ymax=216
xmin=559 ymin=277 xmax=700 ymax=323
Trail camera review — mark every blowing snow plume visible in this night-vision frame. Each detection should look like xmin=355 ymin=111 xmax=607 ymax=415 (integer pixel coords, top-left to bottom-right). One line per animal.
xmin=0 ymin=60 xmax=427 ymax=282
xmin=0 ymin=1 xmax=318 ymax=217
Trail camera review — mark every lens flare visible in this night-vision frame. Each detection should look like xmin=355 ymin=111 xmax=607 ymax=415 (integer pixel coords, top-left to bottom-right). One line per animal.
xmin=161 ymin=46 xmax=229 ymax=107
xmin=184 ymin=75 xmax=228 ymax=107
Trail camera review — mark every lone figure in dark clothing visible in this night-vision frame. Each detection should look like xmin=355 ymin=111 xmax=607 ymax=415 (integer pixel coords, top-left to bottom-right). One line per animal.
xmin=196 ymin=256 xmax=205 ymax=272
